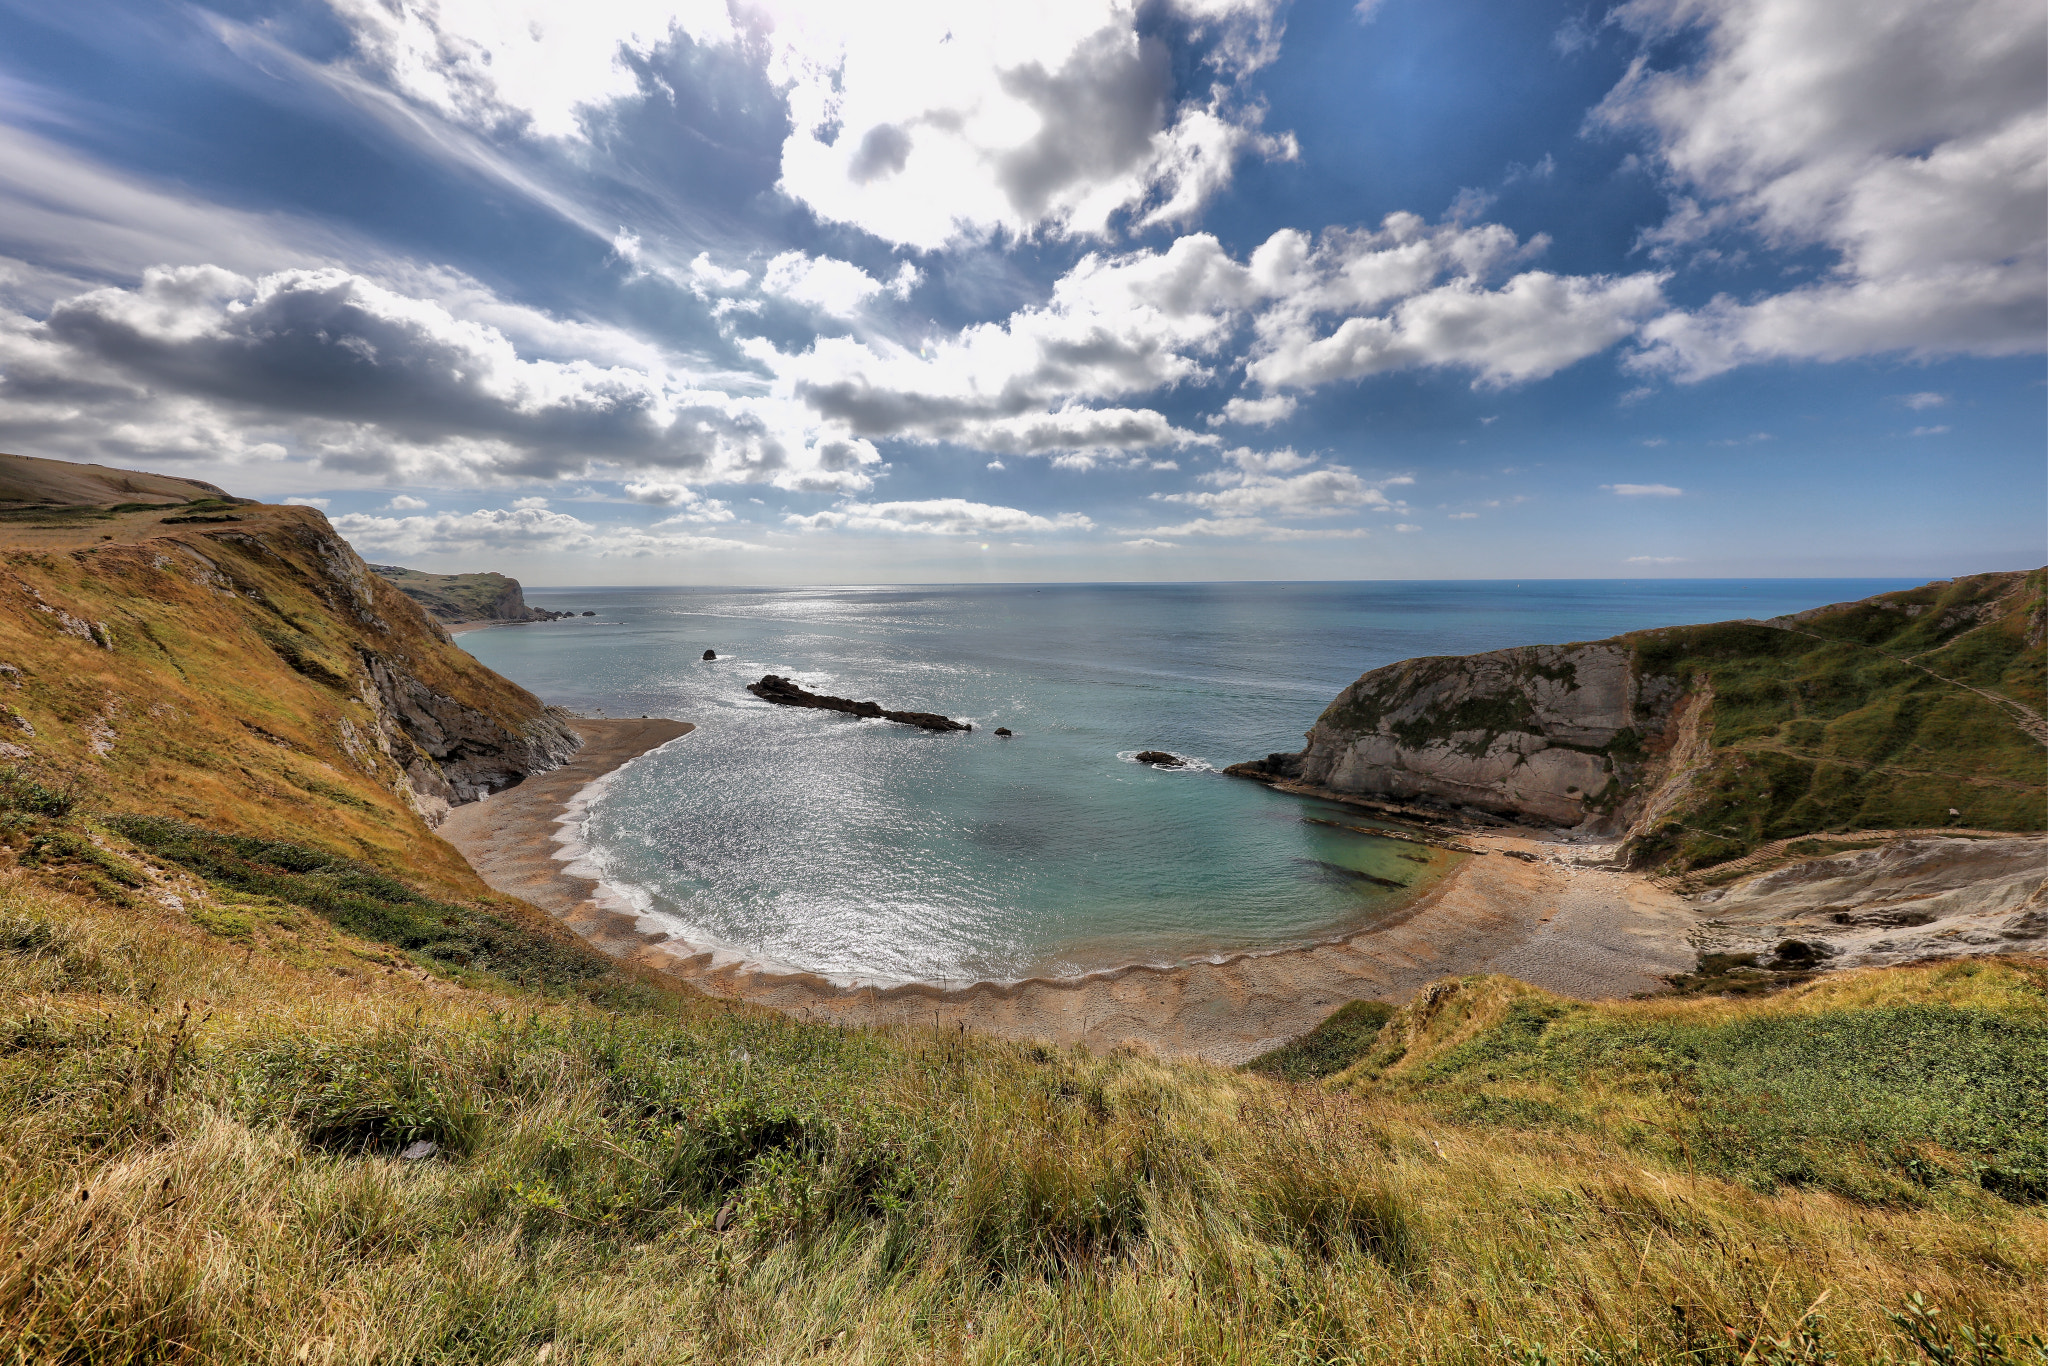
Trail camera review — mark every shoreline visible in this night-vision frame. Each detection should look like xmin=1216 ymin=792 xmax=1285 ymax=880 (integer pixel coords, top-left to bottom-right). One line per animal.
xmin=438 ymin=719 xmax=1699 ymax=1064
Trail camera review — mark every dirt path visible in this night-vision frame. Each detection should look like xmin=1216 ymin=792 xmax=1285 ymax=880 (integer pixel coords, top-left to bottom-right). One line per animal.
xmin=1771 ymin=622 xmax=2048 ymax=747
xmin=1725 ymin=739 xmax=2042 ymax=789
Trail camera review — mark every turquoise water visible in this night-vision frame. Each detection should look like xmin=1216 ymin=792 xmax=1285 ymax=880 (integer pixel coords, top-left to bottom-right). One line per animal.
xmin=460 ymin=579 xmax=1916 ymax=984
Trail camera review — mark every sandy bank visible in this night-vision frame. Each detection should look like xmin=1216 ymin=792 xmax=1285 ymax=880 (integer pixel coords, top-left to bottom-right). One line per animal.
xmin=436 ymin=718 xmax=694 ymax=914
xmin=437 ymin=718 xmax=1698 ymax=1063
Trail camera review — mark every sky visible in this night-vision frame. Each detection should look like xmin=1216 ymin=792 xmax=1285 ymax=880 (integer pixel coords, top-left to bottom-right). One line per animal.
xmin=0 ymin=0 xmax=2040 ymax=584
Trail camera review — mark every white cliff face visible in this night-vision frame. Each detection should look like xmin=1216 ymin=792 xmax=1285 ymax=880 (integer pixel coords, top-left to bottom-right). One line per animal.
xmin=1278 ymin=643 xmax=1689 ymax=831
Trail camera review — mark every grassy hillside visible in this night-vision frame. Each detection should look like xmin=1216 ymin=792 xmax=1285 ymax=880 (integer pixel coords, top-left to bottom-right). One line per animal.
xmin=3 ymin=780 xmax=2044 ymax=1363
xmin=0 ymin=500 xmax=570 ymax=897
xmin=1624 ymin=570 xmax=2046 ymax=869
xmin=0 ymin=465 xmax=2041 ymax=1361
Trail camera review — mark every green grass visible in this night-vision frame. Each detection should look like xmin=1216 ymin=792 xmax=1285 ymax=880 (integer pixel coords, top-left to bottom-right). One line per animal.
xmin=1339 ymin=970 xmax=2048 ymax=1207
xmin=1243 ymin=999 xmax=1396 ymax=1082
xmin=0 ymin=791 xmax=2044 ymax=1361
xmin=107 ymin=814 xmax=630 ymax=999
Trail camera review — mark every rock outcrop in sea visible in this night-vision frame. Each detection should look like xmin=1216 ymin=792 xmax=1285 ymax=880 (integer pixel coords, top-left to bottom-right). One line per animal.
xmin=747 ymin=674 xmax=971 ymax=731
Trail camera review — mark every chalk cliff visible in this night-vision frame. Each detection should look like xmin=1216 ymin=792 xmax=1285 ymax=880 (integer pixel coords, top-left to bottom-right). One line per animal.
xmin=1231 ymin=571 xmax=2047 ymax=871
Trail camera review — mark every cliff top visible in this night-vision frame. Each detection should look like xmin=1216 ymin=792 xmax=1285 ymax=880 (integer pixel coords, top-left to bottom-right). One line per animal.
xmin=0 ymin=449 xmax=243 ymax=512
xmin=368 ymin=563 xmax=540 ymax=624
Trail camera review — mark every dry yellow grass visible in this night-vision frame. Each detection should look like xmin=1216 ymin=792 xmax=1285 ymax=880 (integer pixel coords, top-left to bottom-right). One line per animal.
xmin=3 ymin=862 xmax=2043 ymax=1365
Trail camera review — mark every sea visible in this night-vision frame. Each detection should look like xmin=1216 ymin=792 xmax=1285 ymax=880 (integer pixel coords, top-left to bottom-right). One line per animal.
xmin=460 ymin=579 xmax=1918 ymax=986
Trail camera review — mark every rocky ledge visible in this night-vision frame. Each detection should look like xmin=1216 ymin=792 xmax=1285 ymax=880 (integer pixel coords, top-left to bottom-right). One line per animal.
xmin=747 ymin=674 xmax=971 ymax=732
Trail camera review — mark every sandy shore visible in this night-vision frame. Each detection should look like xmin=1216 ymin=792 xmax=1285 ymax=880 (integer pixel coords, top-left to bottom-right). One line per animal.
xmin=438 ymin=720 xmax=1699 ymax=1064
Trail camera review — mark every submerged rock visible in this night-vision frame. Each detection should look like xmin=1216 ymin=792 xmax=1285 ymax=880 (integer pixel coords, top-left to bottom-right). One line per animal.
xmin=746 ymin=674 xmax=971 ymax=732
xmin=1134 ymin=750 xmax=1181 ymax=767
xmin=994 ymin=727 xmax=1012 ymax=736
xmin=703 ymin=648 xmax=717 ymax=660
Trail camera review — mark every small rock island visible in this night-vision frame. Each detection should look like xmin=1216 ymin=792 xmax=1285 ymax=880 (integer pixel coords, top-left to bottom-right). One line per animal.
xmin=747 ymin=674 xmax=971 ymax=732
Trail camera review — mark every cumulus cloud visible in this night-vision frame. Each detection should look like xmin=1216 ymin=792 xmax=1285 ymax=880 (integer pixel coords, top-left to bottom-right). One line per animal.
xmin=1601 ymin=0 xmax=2046 ymax=379
xmin=385 ymin=494 xmax=430 ymax=509
xmin=1899 ymin=391 xmax=1950 ymax=410
xmin=326 ymin=0 xmax=1291 ymax=249
xmin=761 ymin=253 xmax=918 ymax=317
xmin=622 ymin=479 xmax=735 ymax=521
xmin=334 ymin=506 xmax=756 ymax=557
xmin=763 ymin=232 xmax=1264 ymax=456
xmin=1209 ymin=393 xmax=1297 ymax=426
xmin=786 ymin=498 xmax=1094 ymax=535
xmin=1243 ymin=215 xmax=1668 ymax=389
xmin=0 ymin=264 xmax=879 ymax=492
xmin=1122 ymin=537 xmax=1178 ymax=548
xmin=767 ymin=220 xmax=1665 ymax=461
xmin=282 ymin=496 xmax=329 ymax=507
xmin=1153 ymin=447 xmax=1411 ymax=520
xmin=1603 ymin=482 xmax=1683 ymax=496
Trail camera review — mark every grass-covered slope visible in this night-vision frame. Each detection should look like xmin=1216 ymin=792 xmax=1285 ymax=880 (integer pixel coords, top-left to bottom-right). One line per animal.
xmin=1623 ymin=570 xmax=2045 ymax=867
xmin=3 ymin=780 xmax=2044 ymax=1363
xmin=0 ymin=497 xmax=573 ymax=898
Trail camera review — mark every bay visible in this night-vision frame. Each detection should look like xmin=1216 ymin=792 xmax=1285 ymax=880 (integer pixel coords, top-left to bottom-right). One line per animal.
xmin=459 ymin=578 xmax=1917 ymax=984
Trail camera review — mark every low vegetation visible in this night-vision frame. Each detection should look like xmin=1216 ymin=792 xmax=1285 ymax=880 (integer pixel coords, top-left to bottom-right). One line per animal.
xmin=1623 ymin=570 xmax=2046 ymax=871
xmin=3 ymin=779 xmax=2044 ymax=1363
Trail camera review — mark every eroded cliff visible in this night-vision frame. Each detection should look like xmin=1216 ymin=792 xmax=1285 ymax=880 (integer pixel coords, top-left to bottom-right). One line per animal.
xmin=1232 ymin=571 xmax=2047 ymax=871
xmin=0 ymin=458 xmax=578 ymax=894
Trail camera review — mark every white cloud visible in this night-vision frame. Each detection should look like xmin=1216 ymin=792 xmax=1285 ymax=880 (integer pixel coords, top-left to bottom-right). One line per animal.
xmin=761 ymin=252 xmax=912 ymax=317
xmin=1128 ymin=515 xmax=1368 ymax=540
xmin=334 ymin=506 xmax=756 ymax=557
xmin=1910 ymin=425 xmax=1951 ymax=436
xmin=385 ymin=494 xmax=430 ymax=510
xmin=1603 ymin=482 xmax=1683 ymax=496
xmin=1250 ymin=257 xmax=1668 ymax=390
xmin=986 ymin=460 xmax=1006 ymax=470
xmin=283 ymin=495 xmax=330 ymax=507
xmin=621 ymin=479 xmax=736 ymax=522
xmin=0 ymin=263 xmax=880 ymax=493
xmin=772 ymin=220 xmax=1666 ymax=460
xmin=688 ymin=252 xmax=751 ymax=295
xmin=1208 ymin=393 xmax=1298 ymax=426
xmin=512 ymin=496 xmax=549 ymax=509
xmin=787 ymin=498 xmax=1094 ymax=536
xmin=1448 ymin=511 xmax=1478 ymax=519
xmin=774 ymin=2 xmax=1292 ymax=247
xmin=1154 ymin=447 xmax=1410 ymax=519
xmin=324 ymin=0 xmax=1291 ymax=250
xmin=1122 ymin=537 xmax=1178 ymax=548
xmin=1626 ymin=555 xmax=1685 ymax=564
xmin=1899 ymin=391 xmax=1950 ymax=410
xmin=1602 ymin=0 xmax=2046 ymax=379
